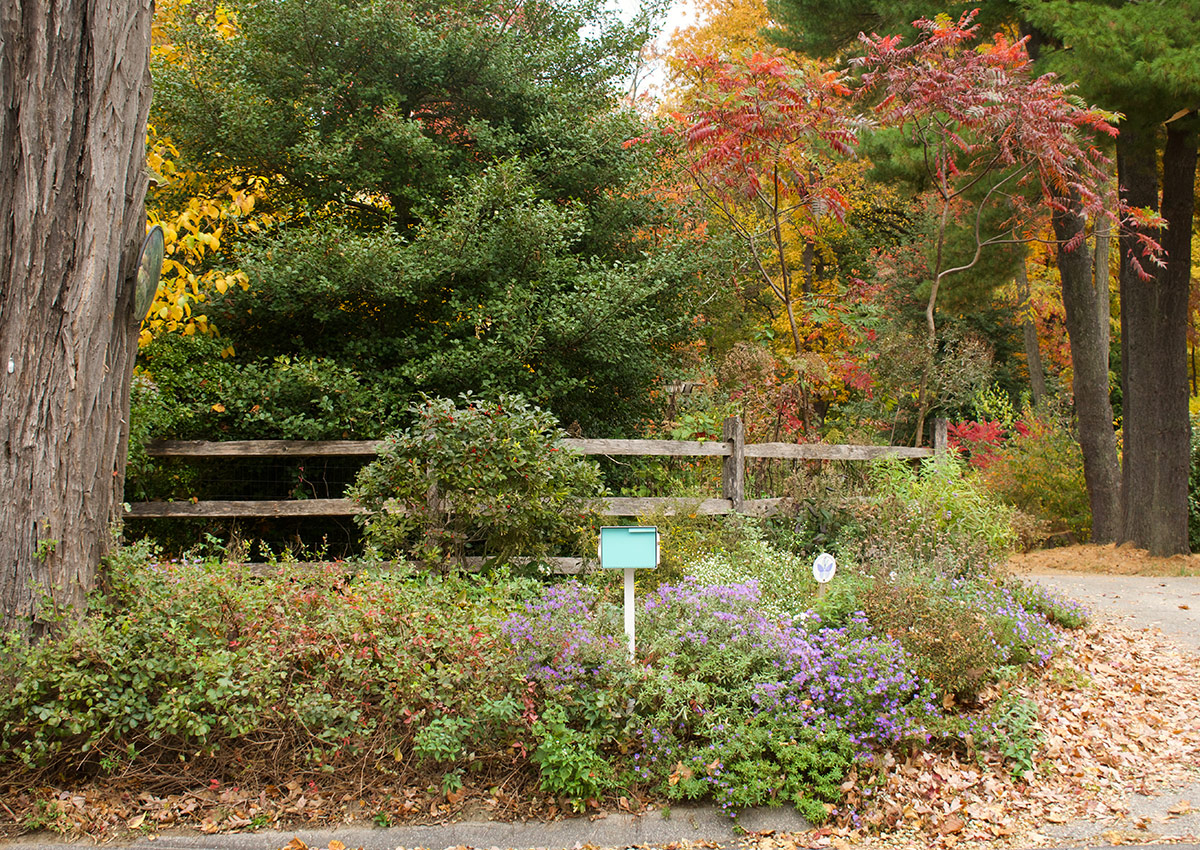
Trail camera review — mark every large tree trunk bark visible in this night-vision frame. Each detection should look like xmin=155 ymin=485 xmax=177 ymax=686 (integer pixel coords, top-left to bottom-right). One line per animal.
xmin=0 ymin=0 xmax=152 ymax=633
xmin=1117 ymin=117 xmax=1196 ymax=556
xmin=1054 ymin=196 xmax=1122 ymax=542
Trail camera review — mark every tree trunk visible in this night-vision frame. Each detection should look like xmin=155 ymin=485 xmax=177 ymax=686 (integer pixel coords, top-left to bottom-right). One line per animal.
xmin=1014 ymin=258 xmax=1047 ymax=407
xmin=1117 ymin=117 xmax=1196 ymax=556
xmin=1053 ymin=197 xmax=1122 ymax=542
xmin=0 ymin=0 xmax=152 ymax=633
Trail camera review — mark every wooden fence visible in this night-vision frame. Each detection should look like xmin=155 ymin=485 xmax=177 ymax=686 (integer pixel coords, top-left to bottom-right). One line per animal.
xmin=128 ymin=417 xmax=947 ymax=520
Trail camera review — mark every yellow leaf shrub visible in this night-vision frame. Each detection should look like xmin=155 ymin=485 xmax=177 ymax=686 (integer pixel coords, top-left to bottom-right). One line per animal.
xmin=141 ymin=128 xmax=272 ymax=348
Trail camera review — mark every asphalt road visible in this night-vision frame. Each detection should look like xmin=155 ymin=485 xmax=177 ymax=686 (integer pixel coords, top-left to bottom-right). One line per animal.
xmin=1026 ymin=573 xmax=1200 ymax=653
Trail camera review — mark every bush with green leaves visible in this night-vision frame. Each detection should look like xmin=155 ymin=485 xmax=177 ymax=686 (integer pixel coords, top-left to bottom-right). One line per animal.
xmin=133 ymin=334 xmax=400 ymax=442
xmin=0 ymin=544 xmax=536 ymax=784
xmin=988 ymin=692 xmax=1042 ymax=779
xmin=531 ymin=703 xmax=616 ymax=806
xmin=127 ymin=334 xmax=405 ymax=514
xmin=684 ymin=520 xmax=818 ymax=621
xmin=349 ymin=395 xmax=604 ymax=568
xmin=979 ymin=416 xmax=1090 ymax=546
xmin=850 ymin=454 xmax=1017 ymax=578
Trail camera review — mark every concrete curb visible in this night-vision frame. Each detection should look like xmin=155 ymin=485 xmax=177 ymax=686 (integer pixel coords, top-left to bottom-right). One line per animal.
xmin=0 ymin=804 xmax=810 ymax=850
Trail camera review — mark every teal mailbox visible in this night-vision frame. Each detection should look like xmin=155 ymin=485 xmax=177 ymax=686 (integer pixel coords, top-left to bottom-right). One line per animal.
xmin=599 ymin=526 xmax=659 ymax=569
xmin=600 ymin=526 xmax=658 ymax=660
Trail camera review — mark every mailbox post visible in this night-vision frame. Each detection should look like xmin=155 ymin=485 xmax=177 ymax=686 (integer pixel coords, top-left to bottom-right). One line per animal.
xmin=598 ymin=526 xmax=659 ymax=660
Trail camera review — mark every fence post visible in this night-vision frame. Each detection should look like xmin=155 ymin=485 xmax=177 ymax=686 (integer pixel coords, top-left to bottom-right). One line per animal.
xmin=722 ymin=416 xmax=745 ymax=512
xmin=932 ymin=418 xmax=949 ymax=454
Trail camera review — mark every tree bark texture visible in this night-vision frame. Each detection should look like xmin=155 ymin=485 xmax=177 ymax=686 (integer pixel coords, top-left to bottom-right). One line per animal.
xmin=1117 ymin=118 xmax=1196 ymax=556
xmin=1053 ymin=197 xmax=1122 ymax=543
xmin=0 ymin=0 xmax=152 ymax=632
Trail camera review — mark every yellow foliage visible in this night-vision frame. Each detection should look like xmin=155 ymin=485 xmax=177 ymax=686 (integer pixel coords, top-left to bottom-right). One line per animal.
xmin=141 ymin=0 xmax=264 ymax=349
xmin=663 ymin=0 xmax=773 ymax=99
xmin=141 ymin=126 xmax=271 ymax=349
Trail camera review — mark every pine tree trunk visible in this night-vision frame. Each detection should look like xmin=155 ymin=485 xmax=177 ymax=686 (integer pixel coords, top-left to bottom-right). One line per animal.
xmin=1117 ymin=118 xmax=1196 ymax=556
xmin=0 ymin=0 xmax=152 ymax=634
xmin=1054 ymin=197 xmax=1121 ymax=543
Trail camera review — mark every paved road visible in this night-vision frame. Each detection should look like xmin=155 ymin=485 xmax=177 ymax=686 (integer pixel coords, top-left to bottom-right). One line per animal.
xmin=1020 ymin=574 xmax=1200 ymax=849
xmin=1026 ymin=573 xmax=1200 ymax=652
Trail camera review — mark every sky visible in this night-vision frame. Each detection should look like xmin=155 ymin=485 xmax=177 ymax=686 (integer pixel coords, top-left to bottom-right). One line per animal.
xmin=614 ymin=0 xmax=700 ymax=97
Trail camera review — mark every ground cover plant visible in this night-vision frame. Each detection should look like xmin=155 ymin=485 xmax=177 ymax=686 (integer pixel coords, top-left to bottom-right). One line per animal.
xmin=0 ymin=446 xmax=1092 ymax=837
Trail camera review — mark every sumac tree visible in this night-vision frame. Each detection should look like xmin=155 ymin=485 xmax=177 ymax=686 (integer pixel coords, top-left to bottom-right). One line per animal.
xmin=854 ymin=12 xmax=1139 ymax=445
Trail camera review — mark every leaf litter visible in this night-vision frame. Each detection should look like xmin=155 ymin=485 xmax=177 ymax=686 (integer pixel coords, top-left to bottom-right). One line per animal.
xmin=3 ymin=616 xmax=1199 ymax=849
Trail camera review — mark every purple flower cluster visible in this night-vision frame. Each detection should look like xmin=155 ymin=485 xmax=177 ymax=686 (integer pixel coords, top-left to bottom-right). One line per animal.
xmin=944 ymin=577 xmax=1064 ymax=664
xmin=503 ymin=576 xmax=944 ymax=816
xmin=638 ymin=581 xmax=934 ymax=752
xmin=501 ymin=582 xmax=627 ymax=693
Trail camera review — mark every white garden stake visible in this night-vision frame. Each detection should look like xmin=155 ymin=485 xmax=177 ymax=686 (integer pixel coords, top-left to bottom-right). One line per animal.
xmin=813 ymin=552 xmax=837 ymax=597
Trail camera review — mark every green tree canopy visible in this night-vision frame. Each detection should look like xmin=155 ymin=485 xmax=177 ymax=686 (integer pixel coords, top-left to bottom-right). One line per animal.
xmin=150 ymin=0 xmax=705 ymax=436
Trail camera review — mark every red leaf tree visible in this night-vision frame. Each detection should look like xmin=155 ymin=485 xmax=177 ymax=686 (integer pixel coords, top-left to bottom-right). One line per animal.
xmin=853 ymin=11 xmax=1152 ymax=445
xmin=673 ymin=50 xmax=862 ymax=433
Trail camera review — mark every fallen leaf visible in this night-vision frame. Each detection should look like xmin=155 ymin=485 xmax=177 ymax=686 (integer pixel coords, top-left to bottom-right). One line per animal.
xmin=938 ymin=814 xmax=965 ymax=835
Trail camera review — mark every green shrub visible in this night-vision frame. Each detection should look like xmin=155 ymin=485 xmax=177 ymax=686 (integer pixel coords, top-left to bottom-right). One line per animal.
xmin=850 ymin=454 xmax=1017 ymax=578
xmin=980 ymin=417 xmax=1090 ymax=546
xmin=531 ymin=704 xmax=615 ymax=806
xmin=349 ymin=394 xmax=604 ymax=569
xmin=683 ymin=521 xmax=818 ymax=621
xmin=988 ymin=692 xmax=1042 ymax=779
xmin=127 ymin=334 xmax=404 ymax=513
xmin=0 ymin=544 xmax=535 ymax=783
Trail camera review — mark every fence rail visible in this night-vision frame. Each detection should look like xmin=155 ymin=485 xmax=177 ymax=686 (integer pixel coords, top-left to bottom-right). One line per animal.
xmin=130 ymin=417 xmax=946 ymax=519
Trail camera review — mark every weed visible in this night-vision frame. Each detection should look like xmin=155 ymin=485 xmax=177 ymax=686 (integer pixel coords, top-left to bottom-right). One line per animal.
xmin=991 ymin=693 xmax=1042 ymax=779
xmin=23 ymin=800 xmax=69 ymax=834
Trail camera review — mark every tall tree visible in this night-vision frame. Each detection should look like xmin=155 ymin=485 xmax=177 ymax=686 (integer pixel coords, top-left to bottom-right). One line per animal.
xmin=148 ymin=0 xmax=702 ymax=438
xmin=672 ymin=50 xmax=860 ymax=432
xmin=769 ymin=0 xmax=1194 ymax=553
xmin=0 ymin=0 xmax=153 ymax=632
xmin=854 ymin=13 xmax=1120 ymax=446
xmin=1019 ymin=0 xmax=1200 ymax=554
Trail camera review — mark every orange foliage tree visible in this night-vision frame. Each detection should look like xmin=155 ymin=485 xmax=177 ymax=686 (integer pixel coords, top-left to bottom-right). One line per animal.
xmin=671 ymin=49 xmax=863 ymax=433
